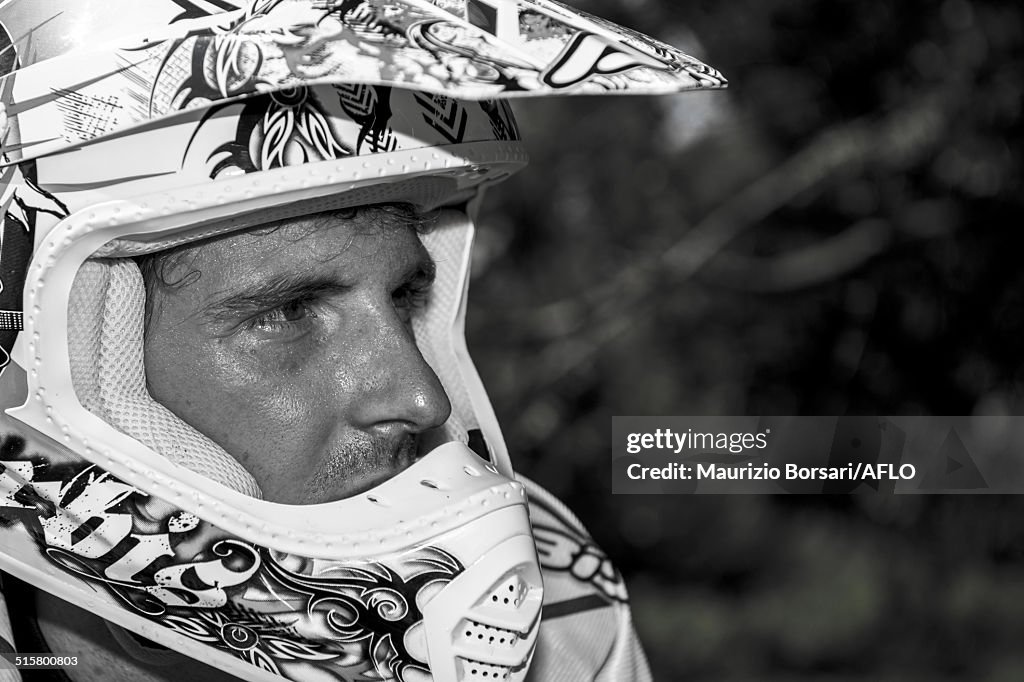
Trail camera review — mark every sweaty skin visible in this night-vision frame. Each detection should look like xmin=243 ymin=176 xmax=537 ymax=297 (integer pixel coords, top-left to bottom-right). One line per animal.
xmin=140 ymin=206 xmax=453 ymax=503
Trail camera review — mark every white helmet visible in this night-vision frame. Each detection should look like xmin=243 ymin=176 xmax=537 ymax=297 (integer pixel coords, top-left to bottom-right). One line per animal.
xmin=0 ymin=1 xmax=724 ymax=680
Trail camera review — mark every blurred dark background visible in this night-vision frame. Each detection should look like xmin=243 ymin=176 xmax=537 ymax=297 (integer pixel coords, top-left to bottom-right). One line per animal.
xmin=469 ymin=1 xmax=1024 ymax=679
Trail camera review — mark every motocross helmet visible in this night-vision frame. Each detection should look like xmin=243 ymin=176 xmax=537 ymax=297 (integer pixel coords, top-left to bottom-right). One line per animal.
xmin=0 ymin=1 xmax=725 ymax=680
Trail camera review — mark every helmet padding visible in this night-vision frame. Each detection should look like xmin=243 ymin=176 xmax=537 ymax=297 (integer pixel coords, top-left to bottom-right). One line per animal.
xmin=68 ymin=259 xmax=263 ymax=497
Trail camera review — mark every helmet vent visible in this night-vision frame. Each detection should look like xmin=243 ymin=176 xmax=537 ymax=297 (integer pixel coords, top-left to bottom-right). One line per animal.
xmin=460 ymin=620 xmax=519 ymax=650
xmin=448 ymin=569 xmax=540 ymax=674
xmin=484 ymin=575 xmax=526 ymax=610
xmin=459 ymin=659 xmax=511 ymax=680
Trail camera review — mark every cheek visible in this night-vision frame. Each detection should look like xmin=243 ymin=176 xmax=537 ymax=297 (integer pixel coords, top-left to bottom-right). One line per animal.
xmin=144 ymin=331 xmax=340 ymax=487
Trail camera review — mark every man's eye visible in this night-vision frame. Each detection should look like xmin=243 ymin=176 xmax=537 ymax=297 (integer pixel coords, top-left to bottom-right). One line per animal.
xmin=251 ymin=300 xmax=314 ymax=332
xmin=393 ymin=283 xmax=430 ymax=322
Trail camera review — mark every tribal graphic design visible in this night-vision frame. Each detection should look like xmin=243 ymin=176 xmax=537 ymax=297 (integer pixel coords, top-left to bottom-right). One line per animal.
xmin=0 ymin=0 xmax=725 ymax=164
xmin=529 ymin=495 xmax=627 ymax=603
xmin=201 ymin=87 xmax=354 ymax=176
xmin=0 ymin=22 xmax=70 ymax=375
xmin=0 ymin=435 xmax=465 ymax=681
xmin=415 ymin=92 xmax=469 ymax=143
xmin=479 ymin=99 xmax=518 ymax=142
xmin=186 ymin=82 xmax=506 ymax=180
xmin=0 ymin=164 xmax=63 ymax=373
xmin=337 ymin=83 xmax=399 ymax=153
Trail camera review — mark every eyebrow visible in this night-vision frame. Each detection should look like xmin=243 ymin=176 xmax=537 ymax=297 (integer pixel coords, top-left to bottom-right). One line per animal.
xmin=202 ymin=274 xmax=349 ymax=321
xmin=201 ymin=257 xmax=438 ymax=322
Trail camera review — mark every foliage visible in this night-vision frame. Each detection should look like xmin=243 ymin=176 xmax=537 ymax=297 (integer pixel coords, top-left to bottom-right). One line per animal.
xmin=470 ymin=1 xmax=1024 ymax=678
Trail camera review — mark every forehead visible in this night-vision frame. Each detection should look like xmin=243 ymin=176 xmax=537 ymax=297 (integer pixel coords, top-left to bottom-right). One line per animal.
xmin=161 ymin=206 xmax=429 ymax=286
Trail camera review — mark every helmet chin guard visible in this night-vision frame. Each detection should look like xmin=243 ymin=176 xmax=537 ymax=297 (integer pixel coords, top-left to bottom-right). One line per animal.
xmin=0 ymin=437 xmax=544 ymax=681
xmin=0 ymin=0 xmax=725 ymax=680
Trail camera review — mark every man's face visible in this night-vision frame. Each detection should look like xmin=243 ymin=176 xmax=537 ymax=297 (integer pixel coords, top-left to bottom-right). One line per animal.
xmin=141 ymin=206 xmax=452 ymax=504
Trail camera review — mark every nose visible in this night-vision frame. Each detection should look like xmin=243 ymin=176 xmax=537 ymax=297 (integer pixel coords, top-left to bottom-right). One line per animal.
xmin=343 ymin=306 xmax=452 ymax=437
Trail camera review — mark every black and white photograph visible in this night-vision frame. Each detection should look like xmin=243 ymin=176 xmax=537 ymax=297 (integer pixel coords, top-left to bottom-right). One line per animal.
xmin=0 ymin=0 xmax=1021 ymax=680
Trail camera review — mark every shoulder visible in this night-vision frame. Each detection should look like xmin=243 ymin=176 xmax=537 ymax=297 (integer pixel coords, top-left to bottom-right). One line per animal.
xmin=520 ymin=476 xmax=652 ymax=682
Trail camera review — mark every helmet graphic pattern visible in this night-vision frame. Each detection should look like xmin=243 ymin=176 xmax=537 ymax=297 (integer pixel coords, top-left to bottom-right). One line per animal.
xmin=1 ymin=0 xmax=725 ymax=163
